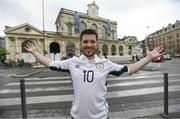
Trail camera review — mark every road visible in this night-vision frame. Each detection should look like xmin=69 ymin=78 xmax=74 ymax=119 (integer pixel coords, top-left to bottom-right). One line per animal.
xmin=0 ymin=58 xmax=180 ymax=118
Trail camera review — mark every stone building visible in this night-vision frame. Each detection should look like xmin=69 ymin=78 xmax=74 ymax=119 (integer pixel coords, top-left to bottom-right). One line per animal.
xmin=118 ymin=36 xmax=139 ymax=56
xmin=144 ymin=20 xmax=180 ymax=56
xmin=4 ymin=1 xmax=138 ymax=63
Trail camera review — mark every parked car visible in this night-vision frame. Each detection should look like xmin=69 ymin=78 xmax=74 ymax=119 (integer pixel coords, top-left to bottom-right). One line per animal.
xmin=164 ymin=54 xmax=172 ymax=60
xmin=173 ymin=53 xmax=180 ymax=58
xmin=152 ymin=55 xmax=165 ymax=62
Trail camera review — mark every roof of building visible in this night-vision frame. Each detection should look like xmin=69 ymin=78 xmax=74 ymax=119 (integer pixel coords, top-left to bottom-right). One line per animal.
xmin=55 ymin=4 xmax=117 ymax=25
xmin=118 ymin=36 xmax=137 ymax=41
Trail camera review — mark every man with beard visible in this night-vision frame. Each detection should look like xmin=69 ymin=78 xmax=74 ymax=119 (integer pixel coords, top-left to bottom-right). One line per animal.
xmin=25 ymin=29 xmax=164 ymax=119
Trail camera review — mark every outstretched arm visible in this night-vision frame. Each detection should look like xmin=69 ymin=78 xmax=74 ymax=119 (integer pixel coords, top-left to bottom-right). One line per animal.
xmin=128 ymin=46 xmax=164 ymax=75
xmin=25 ymin=42 xmax=52 ymax=67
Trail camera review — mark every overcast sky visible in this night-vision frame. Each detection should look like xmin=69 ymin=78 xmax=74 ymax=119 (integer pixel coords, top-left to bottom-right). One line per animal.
xmin=0 ymin=0 xmax=180 ymax=41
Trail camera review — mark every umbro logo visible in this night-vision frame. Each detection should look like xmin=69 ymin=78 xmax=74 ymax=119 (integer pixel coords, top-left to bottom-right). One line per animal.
xmin=75 ymin=65 xmax=80 ymax=68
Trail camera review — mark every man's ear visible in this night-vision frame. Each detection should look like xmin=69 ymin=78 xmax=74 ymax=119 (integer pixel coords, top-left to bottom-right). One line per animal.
xmin=79 ymin=42 xmax=83 ymax=53
xmin=79 ymin=42 xmax=82 ymax=51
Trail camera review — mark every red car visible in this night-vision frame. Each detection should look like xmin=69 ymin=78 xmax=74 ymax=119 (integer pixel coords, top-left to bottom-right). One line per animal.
xmin=152 ymin=55 xmax=165 ymax=62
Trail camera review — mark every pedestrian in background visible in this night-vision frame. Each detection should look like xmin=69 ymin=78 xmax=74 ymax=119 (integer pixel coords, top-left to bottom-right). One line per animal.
xmin=135 ymin=55 xmax=140 ymax=61
xmin=132 ymin=55 xmax=135 ymax=62
xmin=25 ymin=29 xmax=164 ymax=119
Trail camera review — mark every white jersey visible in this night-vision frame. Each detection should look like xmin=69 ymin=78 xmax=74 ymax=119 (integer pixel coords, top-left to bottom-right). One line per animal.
xmin=49 ymin=54 xmax=128 ymax=119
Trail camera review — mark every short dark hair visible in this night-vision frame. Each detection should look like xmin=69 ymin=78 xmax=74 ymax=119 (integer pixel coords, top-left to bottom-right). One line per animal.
xmin=80 ymin=29 xmax=98 ymax=41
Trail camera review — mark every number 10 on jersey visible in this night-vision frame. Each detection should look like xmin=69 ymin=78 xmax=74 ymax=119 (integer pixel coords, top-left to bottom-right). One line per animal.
xmin=83 ymin=70 xmax=94 ymax=82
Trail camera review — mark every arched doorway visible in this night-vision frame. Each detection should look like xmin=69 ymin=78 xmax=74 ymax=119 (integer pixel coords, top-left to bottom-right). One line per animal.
xmin=50 ymin=42 xmax=60 ymax=61
xmin=21 ymin=40 xmax=36 ymax=63
xmin=66 ymin=42 xmax=75 ymax=58
xmin=111 ymin=45 xmax=116 ymax=55
xmin=102 ymin=44 xmax=108 ymax=57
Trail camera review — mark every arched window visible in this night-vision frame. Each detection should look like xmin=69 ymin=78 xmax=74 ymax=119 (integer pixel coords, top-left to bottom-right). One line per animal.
xmin=112 ymin=30 xmax=116 ymax=39
xmin=111 ymin=45 xmax=116 ymax=55
xmin=21 ymin=40 xmax=34 ymax=53
xmin=128 ymin=45 xmax=132 ymax=55
xmin=80 ymin=21 xmax=87 ymax=33
xmin=102 ymin=44 xmax=108 ymax=56
xmin=91 ymin=24 xmax=98 ymax=33
xmin=102 ymin=26 xmax=106 ymax=38
xmin=119 ymin=46 xmax=123 ymax=56
xmin=66 ymin=42 xmax=75 ymax=58
xmin=67 ymin=25 xmax=72 ymax=35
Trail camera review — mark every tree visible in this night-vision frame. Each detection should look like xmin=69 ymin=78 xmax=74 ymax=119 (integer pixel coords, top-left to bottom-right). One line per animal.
xmin=0 ymin=48 xmax=6 ymax=58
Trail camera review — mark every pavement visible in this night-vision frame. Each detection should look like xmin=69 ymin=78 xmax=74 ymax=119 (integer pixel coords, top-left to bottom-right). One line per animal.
xmin=1 ymin=62 xmax=179 ymax=118
xmin=10 ymin=70 xmax=43 ymax=78
xmin=10 ymin=61 xmax=159 ymax=78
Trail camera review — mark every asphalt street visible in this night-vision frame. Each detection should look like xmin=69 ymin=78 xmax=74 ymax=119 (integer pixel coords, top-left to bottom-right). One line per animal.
xmin=0 ymin=58 xmax=180 ymax=118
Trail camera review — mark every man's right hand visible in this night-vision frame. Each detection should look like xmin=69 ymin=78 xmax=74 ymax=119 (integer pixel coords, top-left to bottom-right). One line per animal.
xmin=24 ymin=42 xmax=52 ymax=67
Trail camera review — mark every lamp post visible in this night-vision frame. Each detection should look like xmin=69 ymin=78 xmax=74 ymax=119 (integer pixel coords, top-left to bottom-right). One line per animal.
xmin=143 ymin=26 xmax=150 ymax=56
xmin=42 ymin=0 xmax=46 ymax=56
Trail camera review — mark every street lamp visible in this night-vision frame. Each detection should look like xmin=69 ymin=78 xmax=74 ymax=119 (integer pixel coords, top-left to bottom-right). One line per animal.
xmin=42 ymin=0 xmax=46 ymax=56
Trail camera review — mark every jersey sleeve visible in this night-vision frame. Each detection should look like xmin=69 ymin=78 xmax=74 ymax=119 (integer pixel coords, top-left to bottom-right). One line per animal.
xmin=107 ymin=60 xmax=129 ymax=76
xmin=48 ymin=58 xmax=72 ymax=72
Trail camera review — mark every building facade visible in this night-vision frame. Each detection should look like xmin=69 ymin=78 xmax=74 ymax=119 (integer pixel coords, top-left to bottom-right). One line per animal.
xmin=118 ymin=36 xmax=139 ymax=56
xmin=4 ymin=1 xmax=138 ymax=63
xmin=144 ymin=20 xmax=180 ymax=56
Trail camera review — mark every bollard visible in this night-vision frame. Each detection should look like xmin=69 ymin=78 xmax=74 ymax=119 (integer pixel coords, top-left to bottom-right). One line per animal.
xmin=161 ymin=73 xmax=169 ymax=118
xmin=20 ymin=79 xmax=27 ymax=118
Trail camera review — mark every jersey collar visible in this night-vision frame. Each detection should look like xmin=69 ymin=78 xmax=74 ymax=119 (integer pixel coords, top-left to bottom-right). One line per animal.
xmin=79 ymin=54 xmax=98 ymax=63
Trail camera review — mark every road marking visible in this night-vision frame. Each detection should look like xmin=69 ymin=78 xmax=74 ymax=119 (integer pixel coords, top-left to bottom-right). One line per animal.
xmin=24 ymin=71 xmax=163 ymax=81
xmin=5 ymin=73 xmax=180 ymax=86
xmin=25 ymin=77 xmax=71 ymax=81
xmin=112 ymin=73 xmax=180 ymax=80
xmin=1 ymin=85 xmax=180 ymax=106
xmin=1 ymin=78 xmax=180 ymax=93
xmin=110 ymin=104 xmax=180 ymax=118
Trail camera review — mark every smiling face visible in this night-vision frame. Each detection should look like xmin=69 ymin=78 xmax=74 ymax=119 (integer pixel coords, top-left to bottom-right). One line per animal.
xmin=80 ymin=34 xmax=98 ymax=60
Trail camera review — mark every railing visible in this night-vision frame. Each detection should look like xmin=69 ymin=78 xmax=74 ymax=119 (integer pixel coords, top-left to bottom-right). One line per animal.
xmin=161 ymin=73 xmax=170 ymax=118
xmin=20 ymin=79 xmax=27 ymax=118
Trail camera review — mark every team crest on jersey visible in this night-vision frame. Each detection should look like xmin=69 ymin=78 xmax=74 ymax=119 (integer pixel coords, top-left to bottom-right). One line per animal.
xmin=95 ymin=63 xmax=104 ymax=71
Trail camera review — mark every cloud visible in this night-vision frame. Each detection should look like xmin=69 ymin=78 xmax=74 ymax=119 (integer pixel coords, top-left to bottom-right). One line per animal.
xmin=1 ymin=0 xmax=42 ymax=29
xmin=106 ymin=0 xmax=180 ymax=40
xmin=0 ymin=0 xmax=179 ymax=41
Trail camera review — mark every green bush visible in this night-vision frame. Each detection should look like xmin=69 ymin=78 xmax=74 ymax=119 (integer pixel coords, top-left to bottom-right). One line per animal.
xmin=0 ymin=48 xmax=6 ymax=58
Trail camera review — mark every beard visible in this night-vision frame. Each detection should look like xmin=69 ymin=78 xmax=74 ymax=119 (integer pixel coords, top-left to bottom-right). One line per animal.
xmin=81 ymin=48 xmax=99 ymax=58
